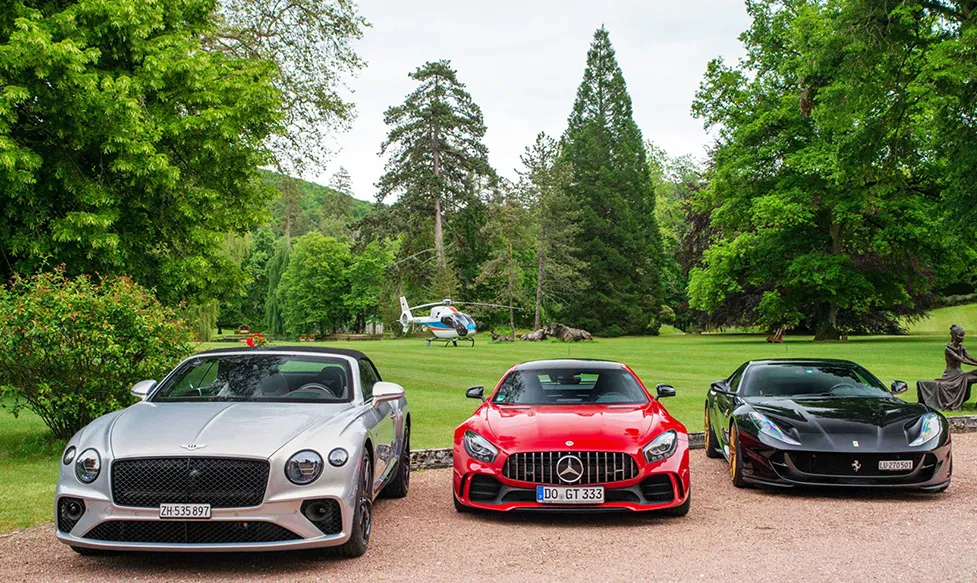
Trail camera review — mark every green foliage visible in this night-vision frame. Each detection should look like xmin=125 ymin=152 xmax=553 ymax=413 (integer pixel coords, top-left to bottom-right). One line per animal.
xmin=689 ymin=0 xmax=965 ymax=339
xmin=0 ymin=0 xmax=282 ymax=304
xmin=263 ymin=235 xmax=292 ymax=334
xmin=277 ymin=232 xmax=351 ymax=335
xmin=561 ymin=27 xmax=665 ymax=336
xmin=344 ymin=240 xmax=395 ymax=330
xmin=0 ymin=271 xmax=194 ymax=440
xmin=261 ymin=170 xmax=369 ymax=240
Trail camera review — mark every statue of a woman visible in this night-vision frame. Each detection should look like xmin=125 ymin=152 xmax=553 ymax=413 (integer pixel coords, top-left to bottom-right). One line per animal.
xmin=917 ymin=324 xmax=977 ymax=410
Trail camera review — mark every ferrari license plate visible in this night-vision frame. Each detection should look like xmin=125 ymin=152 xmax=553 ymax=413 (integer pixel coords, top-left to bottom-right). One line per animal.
xmin=878 ymin=460 xmax=914 ymax=471
xmin=536 ymin=486 xmax=604 ymax=504
xmin=159 ymin=503 xmax=211 ymax=519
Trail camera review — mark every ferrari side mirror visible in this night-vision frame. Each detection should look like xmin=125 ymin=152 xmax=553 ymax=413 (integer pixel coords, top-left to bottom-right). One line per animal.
xmin=466 ymin=386 xmax=485 ymax=401
xmin=656 ymin=384 xmax=676 ymax=398
xmin=710 ymin=380 xmax=733 ymax=395
xmin=891 ymin=380 xmax=909 ymax=395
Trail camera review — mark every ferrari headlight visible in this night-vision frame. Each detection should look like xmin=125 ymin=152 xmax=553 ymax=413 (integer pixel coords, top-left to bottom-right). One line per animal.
xmin=643 ymin=430 xmax=678 ymax=463
xmin=463 ymin=430 xmax=498 ymax=463
xmin=74 ymin=449 xmax=101 ymax=483
xmin=62 ymin=446 xmax=76 ymax=466
xmin=910 ymin=413 xmax=942 ymax=446
xmin=749 ymin=412 xmax=801 ymax=446
xmin=285 ymin=450 xmax=323 ymax=485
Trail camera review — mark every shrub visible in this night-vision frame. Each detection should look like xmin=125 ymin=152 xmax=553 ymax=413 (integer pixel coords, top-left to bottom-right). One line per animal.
xmin=0 ymin=271 xmax=194 ymax=440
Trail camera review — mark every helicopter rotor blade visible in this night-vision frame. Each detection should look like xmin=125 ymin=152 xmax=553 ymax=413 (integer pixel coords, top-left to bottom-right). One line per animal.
xmin=409 ymin=302 xmax=446 ymax=311
xmin=453 ymin=302 xmax=525 ymax=311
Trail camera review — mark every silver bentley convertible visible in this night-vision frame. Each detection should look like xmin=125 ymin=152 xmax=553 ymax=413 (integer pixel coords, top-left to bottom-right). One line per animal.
xmin=55 ymin=347 xmax=410 ymax=558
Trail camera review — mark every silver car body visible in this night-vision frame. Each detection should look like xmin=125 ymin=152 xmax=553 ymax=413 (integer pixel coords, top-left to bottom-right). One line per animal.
xmin=55 ymin=348 xmax=409 ymax=552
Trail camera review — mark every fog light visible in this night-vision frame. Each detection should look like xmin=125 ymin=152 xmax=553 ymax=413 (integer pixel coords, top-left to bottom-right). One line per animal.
xmin=303 ymin=500 xmax=332 ymax=521
xmin=328 ymin=448 xmax=349 ymax=467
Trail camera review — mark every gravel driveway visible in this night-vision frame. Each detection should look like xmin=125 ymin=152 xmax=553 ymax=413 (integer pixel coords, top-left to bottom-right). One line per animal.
xmin=4 ymin=433 xmax=976 ymax=583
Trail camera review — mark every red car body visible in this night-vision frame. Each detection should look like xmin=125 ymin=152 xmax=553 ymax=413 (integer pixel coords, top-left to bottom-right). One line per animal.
xmin=453 ymin=360 xmax=691 ymax=513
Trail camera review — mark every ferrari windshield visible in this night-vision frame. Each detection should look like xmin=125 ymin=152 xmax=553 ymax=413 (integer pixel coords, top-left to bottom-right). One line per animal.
xmin=492 ymin=368 xmax=649 ymax=405
xmin=151 ymin=355 xmax=352 ymax=403
xmin=742 ymin=363 xmax=890 ymax=398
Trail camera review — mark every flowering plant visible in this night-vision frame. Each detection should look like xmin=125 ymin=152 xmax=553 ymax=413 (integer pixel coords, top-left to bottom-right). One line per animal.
xmin=246 ymin=333 xmax=268 ymax=348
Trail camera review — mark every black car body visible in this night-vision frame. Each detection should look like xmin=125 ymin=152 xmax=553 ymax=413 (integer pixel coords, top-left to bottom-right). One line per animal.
xmin=704 ymin=359 xmax=951 ymax=491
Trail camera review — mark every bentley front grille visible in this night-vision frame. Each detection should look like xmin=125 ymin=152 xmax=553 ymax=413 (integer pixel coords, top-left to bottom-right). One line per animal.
xmin=112 ymin=458 xmax=269 ymax=508
xmin=503 ymin=451 xmax=639 ymax=485
xmin=83 ymin=520 xmax=300 ymax=544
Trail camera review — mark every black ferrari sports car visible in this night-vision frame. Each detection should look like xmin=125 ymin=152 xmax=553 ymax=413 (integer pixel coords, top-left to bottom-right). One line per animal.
xmin=704 ymin=359 xmax=951 ymax=491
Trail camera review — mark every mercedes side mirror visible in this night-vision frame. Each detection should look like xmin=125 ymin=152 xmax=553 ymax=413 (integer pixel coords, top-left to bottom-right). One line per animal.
xmin=710 ymin=380 xmax=734 ymax=395
xmin=373 ymin=381 xmax=406 ymax=404
xmin=891 ymin=380 xmax=909 ymax=395
xmin=131 ymin=380 xmax=157 ymax=401
xmin=656 ymin=384 xmax=677 ymax=398
xmin=466 ymin=385 xmax=485 ymax=401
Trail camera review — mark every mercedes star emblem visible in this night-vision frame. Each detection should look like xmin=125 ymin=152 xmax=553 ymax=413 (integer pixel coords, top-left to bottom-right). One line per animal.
xmin=179 ymin=444 xmax=207 ymax=451
xmin=556 ymin=454 xmax=584 ymax=484
xmin=852 ymin=460 xmax=861 ymax=472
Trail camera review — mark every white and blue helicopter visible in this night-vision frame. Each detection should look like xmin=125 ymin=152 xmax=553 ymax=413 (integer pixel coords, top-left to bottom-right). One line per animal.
xmin=399 ymin=297 xmax=511 ymax=347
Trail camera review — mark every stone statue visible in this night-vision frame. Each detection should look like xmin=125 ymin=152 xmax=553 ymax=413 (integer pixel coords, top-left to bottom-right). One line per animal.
xmin=917 ymin=324 xmax=977 ymax=410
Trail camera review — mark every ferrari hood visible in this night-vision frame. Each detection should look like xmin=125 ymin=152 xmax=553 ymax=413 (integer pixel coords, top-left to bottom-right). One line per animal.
xmin=746 ymin=396 xmax=931 ymax=452
xmin=109 ymin=401 xmax=351 ymax=459
xmin=483 ymin=403 xmax=663 ymax=452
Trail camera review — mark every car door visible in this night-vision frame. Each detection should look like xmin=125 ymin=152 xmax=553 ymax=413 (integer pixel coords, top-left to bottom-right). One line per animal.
xmin=712 ymin=365 xmax=745 ymax=457
xmin=359 ymin=358 xmax=397 ymax=490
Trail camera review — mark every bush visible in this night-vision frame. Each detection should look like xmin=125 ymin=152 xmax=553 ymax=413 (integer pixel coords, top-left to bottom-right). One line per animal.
xmin=0 ymin=271 xmax=194 ymax=440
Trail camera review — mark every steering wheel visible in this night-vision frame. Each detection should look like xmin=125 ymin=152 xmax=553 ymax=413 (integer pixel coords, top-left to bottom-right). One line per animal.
xmin=284 ymin=383 xmax=334 ymax=398
xmin=824 ymin=383 xmax=858 ymax=395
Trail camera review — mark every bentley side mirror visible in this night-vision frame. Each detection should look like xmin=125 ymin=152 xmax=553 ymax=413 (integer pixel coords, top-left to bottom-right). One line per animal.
xmin=131 ymin=380 xmax=157 ymax=401
xmin=891 ymin=380 xmax=909 ymax=395
xmin=373 ymin=381 xmax=406 ymax=404
xmin=710 ymin=380 xmax=734 ymax=395
xmin=656 ymin=384 xmax=676 ymax=398
xmin=466 ymin=385 xmax=485 ymax=401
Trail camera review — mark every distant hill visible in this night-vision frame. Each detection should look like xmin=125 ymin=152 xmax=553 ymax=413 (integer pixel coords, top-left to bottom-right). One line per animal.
xmin=909 ymin=304 xmax=977 ymax=336
xmin=259 ymin=170 xmax=373 ymax=238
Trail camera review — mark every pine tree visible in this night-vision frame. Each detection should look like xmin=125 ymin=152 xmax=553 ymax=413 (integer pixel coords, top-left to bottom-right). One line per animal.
xmin=561 ymin=27 xmax=664 ymax=336
xmin=329 ymin=166 xmax=354 ymax=197
xmin=377 ymin=60 xmax=492 ymax=273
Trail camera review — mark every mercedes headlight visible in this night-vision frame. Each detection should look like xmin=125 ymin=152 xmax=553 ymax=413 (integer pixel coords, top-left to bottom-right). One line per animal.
xmin=910 ymin=413 xmax=942 ymax=446
xmin=463 ymin=430 xmax=498 ymax=463
xmin=643 ymin=430 xmax=678 ymax=463
xmin=285 ymin=450 xmax=323 ymax=485
xmin=74 ymin=449 xmax=101 ymax=483
xmin=749 ymin=412 xmax=801 ymax=446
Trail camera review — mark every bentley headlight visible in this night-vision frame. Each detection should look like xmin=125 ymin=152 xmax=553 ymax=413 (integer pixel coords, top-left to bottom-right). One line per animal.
xmin=328 ymin=448 xmax=349 ymax=467
xmin=749 ymin=412 xmax=801 ymax=446
xmin=62 ymin=446 xmax=76 ymax=466
xmin=643 ymin=430 xmax=678 ymax=463
xmin=910 ymin=413 xmax=942 ymax=446
xmin=463 ymin=430 xmax=498 ymax=463
xmin=285 ymin=450 xmax=323 ymax=485
xmin=74 ymin=449 xmax=101 ymax=483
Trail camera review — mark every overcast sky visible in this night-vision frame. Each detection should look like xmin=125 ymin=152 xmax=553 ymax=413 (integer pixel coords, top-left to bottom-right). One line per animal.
xmin=316 ymin=1 xmax=752 ymax=201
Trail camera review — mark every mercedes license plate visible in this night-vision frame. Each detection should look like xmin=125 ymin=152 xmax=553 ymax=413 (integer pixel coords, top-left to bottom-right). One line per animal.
xmin=878 ymin=460 xmax=913 ymax=471
xmin=159 ymin=503 xmax=211 ymax=519
xmin=536 ymin=486 xmax=604 ymax=504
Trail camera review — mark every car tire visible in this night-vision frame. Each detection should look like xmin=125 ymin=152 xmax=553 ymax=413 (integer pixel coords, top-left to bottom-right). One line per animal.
xmin=331 ymin=450 xmax=373 ymax=559
xmin=729 ymin=423 xmax=748 ymax=489
xmin=664 ymin=490 xmax=691 ymax=516
xmin=381 ymin=426 xmax=410 ymax=499
xmin=704 ymin=405 xmax=722 ymax=459
xmin=453 ymin=492 xmax=471 ymax=513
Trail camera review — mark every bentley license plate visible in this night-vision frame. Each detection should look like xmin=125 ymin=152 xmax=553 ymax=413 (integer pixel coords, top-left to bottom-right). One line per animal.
xmin=536 ymin=486 xmax=604 ymax=504
xmin=159 ymin=503 xmax=211 ymax=519
xmin=878 ymin=460 xmax=914 ymax=471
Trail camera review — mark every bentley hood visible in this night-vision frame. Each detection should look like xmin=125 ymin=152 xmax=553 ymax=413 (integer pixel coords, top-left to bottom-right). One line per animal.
xmin=746 ymin=396 xmax=936 ymax=452
xmin=482 ymin=403 xmax=676 ymax=452
xmin=107 ymin=401 xmax=354 ymax=459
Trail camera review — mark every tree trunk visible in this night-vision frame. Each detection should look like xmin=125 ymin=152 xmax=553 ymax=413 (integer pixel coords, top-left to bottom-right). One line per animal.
xmin=432 ymin=120 xmax=445 ymax=268
xmin=814 ymin=220 xmax=843 ymax=341
xmin=535 ymin=234 xmax=545 ymax=331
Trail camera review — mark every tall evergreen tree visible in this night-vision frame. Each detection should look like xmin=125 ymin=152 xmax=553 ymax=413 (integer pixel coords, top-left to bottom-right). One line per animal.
xmin=561 ymin=28 xmax=664 ymax=336
xmin=377 ymin=60 xmax=492 ymax=282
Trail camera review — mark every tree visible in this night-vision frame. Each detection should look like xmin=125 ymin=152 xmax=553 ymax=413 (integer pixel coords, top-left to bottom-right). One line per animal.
xmin=207 ymin=0 xmax=368 ymax=174
xmin=561 ymin=27 xmax=665 ymax=336
xmin=689 ymin=0 xmax=956 ymax=339
xmin=344 ymin=240 xmax=395 ymax=332
xmin=377 ymin=60 xmax=492 ymax=273
xmin=0 ymin=0 xmax=281 ymax=304
xmin=330 ymin=166 xmax=354 ymax=197
xmin=264 ymin=236 xmax=292 ymax=334
xmin=277 ymin=232 xmax=351 ymax=335
xmin=517 ymin=132 xmax=581 ymax=330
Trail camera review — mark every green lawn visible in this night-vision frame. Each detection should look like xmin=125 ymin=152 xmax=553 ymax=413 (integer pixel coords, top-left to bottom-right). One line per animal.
xmin=2 ymin=303 xmax=974 ymax=533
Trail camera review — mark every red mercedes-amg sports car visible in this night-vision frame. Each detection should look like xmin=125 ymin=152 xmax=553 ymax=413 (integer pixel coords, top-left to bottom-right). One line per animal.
xmin=452 ymin=359 xmax=691 ymax=514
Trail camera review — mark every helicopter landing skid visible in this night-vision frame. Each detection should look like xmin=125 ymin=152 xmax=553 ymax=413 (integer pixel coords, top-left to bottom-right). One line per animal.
xmin=426 ymin=337 xmax=476 ymax=347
